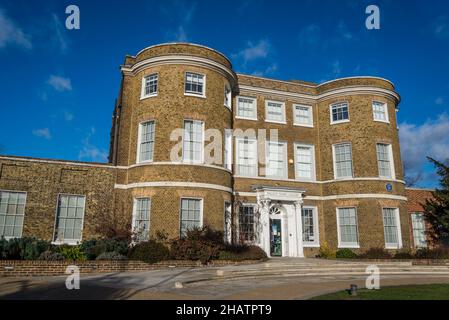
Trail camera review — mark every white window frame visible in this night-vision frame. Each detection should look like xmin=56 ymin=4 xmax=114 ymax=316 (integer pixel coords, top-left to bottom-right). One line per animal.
xmin=236 ymin=96 xmax=258 ymax=121
xmin=293 ymin=104 xmax=314 ymax=127
xmin=0 ymin=190 xmax=27 ymax=240
xmin=224 ymin=82 xmax=232 ymax=109
xmin=182 ymin=119 xmax=204 ymax=164
xmin=132 ymin=197 xmax=151 ymax=242
xmin=265 ymin=141 xmax=288 ymax=179
xmin=235 ymin=137 xmax=258 ymax=177
xmin=224 ymin=201 xmax=232 ymax=243
xmin=140 ymin=73 xmax=158 ymax=99
xmin=184 ymin=72 xmax=206 ymax=98
xmin=372 ymin=101 xmax=389 ymax=123
xmin=52 ymin=193 xmax=86 ymax=245
xmin=411 ymin=212 xmax=427 ymax=248
xmin=224 ymin=129 xmax=233 ymax=171
xmin=238 ymin=203 xmax=257 ymax=244
xmin=293 ymin=143 xmax=316 ymax=181
xmin=302 ymin=206 xmax=320 ymax=247
xmin=382 ymin=207 xmax=403 ymax=249
xmin=336 ymin=207 xmax=360 ymax=248
xmin=179 ymin=197 xmax=203 ymax=237
xmin=136 ymin=120 xmax=155 ymax=164
xmin=376 ymin=143 xmax=395 ymax=179
xmin=265 ymin=100 xmax=286 ymax=124
xmin=332 ymin=142 xmax=354 ymax=179
xmin=330 ymin=102 xmax=350 ymax=125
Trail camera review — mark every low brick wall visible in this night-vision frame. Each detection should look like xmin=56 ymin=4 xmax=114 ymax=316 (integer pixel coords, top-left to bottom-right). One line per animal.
xmin=335 ymin=258 xmax=449 ymax=266
xmin=0 ymin=259 xmax=262 ymax=277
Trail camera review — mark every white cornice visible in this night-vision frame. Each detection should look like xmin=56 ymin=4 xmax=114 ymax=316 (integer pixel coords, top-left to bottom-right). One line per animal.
xmin=235 ymin=191 xmax=407 ymax=201
xmin=116 ymin=161 xmax=232 ymax=173
xmin=115 ymin=181 xmax=232 ymax=193
xmin=238 ymin=85 xmax=400 ymax=103
xmin=0 ymin=156 xmax=115 ymax=169
xmin=121 ymin=55 xmax=237 ymax=84
xmin=233 ymin=175 xmax=406 ymax=185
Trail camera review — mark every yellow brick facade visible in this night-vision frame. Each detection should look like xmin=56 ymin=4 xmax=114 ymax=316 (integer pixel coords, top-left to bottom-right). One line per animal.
xmin=0 ymin=43 xmax=410 ymax=256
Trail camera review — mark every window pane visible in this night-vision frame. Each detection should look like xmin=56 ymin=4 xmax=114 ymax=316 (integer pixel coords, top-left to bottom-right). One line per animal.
xmin=338 ymin=208 xmax=358 ymax=245
xmin=373 ymin=101 xmax=387 ymax=121
xmin=334 ymin=144 xmax=353 ymax=178
xmin=183 ymin=120 xmax=203 ymax=163
xmin=133 ymin=198 xmax=151 ymax=241
xmin=180 ymin=199 xmax=202 ymax=237
xmin=185 ymin=72 xmax=204 ymax=95
xmin=237 ymin=138 xmax=257 ymax=177
xmin=239 ymin=206 xmax=255 ymax=242
xmin=266 ymin=102 xmax=285 ymax=122
xmin=296 ymin=145 xmax=313 ymax=179
xmin=377 ymin=143 xmax=392 ymax=178
xmin=0 ymin=191 xmax=26 ymax=239
xmin=54 ymin=195 xmax=85 ymax=242
xmin=294 ymin=105 xmax=312 ymax=125
xmin=266 ymin=142 xmax=287 ymax=178
xmin=237 ymin=97 xmax=256 ymax=119
xmin=143 ymin=73 xmax=158 ymax=96
xmin=383 ymin=208 xmax=399 ymax=247
xmin=331 ymin=103 xmax=349 ymax=122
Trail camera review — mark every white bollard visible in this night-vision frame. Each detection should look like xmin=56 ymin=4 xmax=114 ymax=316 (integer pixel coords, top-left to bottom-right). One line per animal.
xmin=175 ymin=281 xmax=183 ymax=289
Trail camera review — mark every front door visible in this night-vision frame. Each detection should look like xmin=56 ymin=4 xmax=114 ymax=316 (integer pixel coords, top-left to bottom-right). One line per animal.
xmin=270 ymin=219 xmax=282 ymax=256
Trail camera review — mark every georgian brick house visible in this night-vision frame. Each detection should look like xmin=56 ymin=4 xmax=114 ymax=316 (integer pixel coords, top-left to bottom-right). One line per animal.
xmin=0 ymin=43 xmax=433 ymax=257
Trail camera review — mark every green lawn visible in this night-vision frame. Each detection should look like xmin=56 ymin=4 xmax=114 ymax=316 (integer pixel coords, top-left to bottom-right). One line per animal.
xmin=311 ymin=284 xmax=449 ymax=300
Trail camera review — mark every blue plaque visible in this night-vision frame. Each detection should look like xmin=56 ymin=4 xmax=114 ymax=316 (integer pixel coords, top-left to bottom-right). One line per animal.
xmin=386 ymin=183 xmax=393 ymax=192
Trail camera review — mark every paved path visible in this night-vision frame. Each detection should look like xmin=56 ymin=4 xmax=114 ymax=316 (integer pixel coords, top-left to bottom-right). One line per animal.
xmin=1 ymin=258 xmax=449 ymax=300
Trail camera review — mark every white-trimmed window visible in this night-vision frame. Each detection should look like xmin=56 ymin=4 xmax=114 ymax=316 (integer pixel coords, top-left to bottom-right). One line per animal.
xmin=266 ymin=141 xmax=287 ymax=179
xmin=411 ymin=212 xmax=427 ymax=248
xmin=132 ymin=198 xmax=151 ymax=242
xmin=180 ymin=198 xmax=202 ymax=237
xmin=239 ymin=205 xmax=255 ymax=242
xmin=330 ymin=102 xmax=349 ymax=124
xmin=54 ymin=194 xmax=85 ymax=244
xmin=236 ymin=96 xmax=257 ymax=120
xmin=333 ymin=143 xmax=353 ymax=179
xmin=141 ymin=73 xmax=158 ymax=98
xmin=224 ymin=83 xmax=232 ymax=109
xmin=373 ymin=101 xmax=389 ymax=122
xmin=236 ymin=137 xmax=258 ymax=177
xmin=294 ymin=143 xmax=316 ymax=180
xmin=376 ymin=143 xmax=395 ymax=179
xmin=224 ymin=129 xmax=233 ymax=171
xmin=337 ymin=207 xmax=359 ymax=248
xmin=293 ymin=104 xmax=313 ymax=127
xmin=183 ymin=120 xmax=204 ymax=163
xmin=224 ymin=201 xmax=232 ymax=243
xmin=185 ymin=72 xmax=205 ymax=96
xmin=0 ymin=191 xmax=26 ymax=239
xmin=137 ymin=120 xmax=155 ymax=163
xmin=265 ymin=100 xmax=286 ymax=123
xmin=382 ymin=208 xmax=402 ymax=249
xmin=302 ymin=206 xmax=319 ymax=246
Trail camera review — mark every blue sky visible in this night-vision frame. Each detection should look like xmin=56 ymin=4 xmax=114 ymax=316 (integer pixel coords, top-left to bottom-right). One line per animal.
xmin=0 ymin=0 xmax=448 ymax=188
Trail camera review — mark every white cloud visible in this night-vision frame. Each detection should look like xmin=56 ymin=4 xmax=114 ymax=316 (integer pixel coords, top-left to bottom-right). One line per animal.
xmin=336 ymin=21 xmax=353 ymax=40
xmin=50 ymin=13 xmax=68 ymax=53
xmin=32 ymin=128 xmax=51 ymax=140
xmin=173 ymin=26 xmax=188 ymax=42
xmin=298 ymin=24 xmax=321 ymax=46
xmin=47 ymin=75 xmax=72 ymax=92
xmin=64 ymin=111 xmax=74 ymax=121
xmin=233 ymin=39 xmax=271 ymax=64
xmin=0 ymin=8 xmax=32 ymax=49
xmin=432 ymin=16 xmax=449 ymax=39
xmin=78 ymin=127 xmax=108 ymax=162
xmin=435 ymin=97 xmax=444 ymax=105
xmin=399 ymin=113 xmax=449 ymax=184
xmin=251 ymin=63 xmax=278 ymax=77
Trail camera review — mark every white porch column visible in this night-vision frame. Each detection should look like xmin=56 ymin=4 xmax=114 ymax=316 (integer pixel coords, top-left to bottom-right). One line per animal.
xmin=257 ymin=198 xmax=271 ymax=257
xmin=294 ymin=199 xmax=304 ymax=258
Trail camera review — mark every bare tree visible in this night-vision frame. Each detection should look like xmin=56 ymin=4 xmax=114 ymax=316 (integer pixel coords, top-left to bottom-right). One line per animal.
xmin=403 ymin=162 xmax=423 ymax=187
